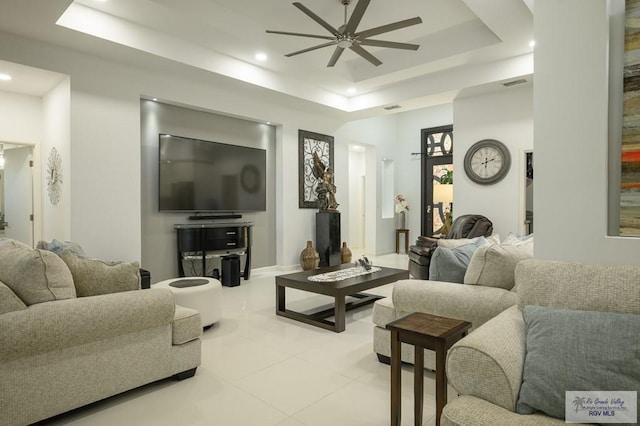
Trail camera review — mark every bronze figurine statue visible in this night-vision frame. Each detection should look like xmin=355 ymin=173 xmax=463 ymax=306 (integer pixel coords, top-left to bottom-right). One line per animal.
xmin=312 ymin=152 xmax=339 ymax=211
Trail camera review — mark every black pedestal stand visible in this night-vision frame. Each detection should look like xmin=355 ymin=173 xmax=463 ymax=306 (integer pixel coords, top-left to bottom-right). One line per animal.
xmin=316 ymin=211 xmax=341 ymax=267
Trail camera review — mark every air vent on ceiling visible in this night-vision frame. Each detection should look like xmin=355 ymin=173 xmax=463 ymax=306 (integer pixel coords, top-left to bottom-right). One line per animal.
xmin=384 ymin=105 xmax=402 ymax=110
xmin=502 ymin=78 xmax=528 ymax=87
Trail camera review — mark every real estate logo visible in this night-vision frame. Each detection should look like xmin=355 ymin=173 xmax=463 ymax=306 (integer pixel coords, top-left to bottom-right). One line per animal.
xmin=566 ymin=391 xmax=637 ymax=423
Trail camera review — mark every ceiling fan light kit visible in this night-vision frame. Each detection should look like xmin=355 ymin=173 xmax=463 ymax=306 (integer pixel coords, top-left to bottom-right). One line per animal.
xmin=266 ymin=0 xmax=422 ymax=67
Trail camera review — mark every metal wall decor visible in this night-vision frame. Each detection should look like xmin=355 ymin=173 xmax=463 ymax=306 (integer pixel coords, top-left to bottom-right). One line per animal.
xmin=299 ymin=130 xmax=334 ymax=208
xmin=46 ymin=147 xmax=63 ymax=205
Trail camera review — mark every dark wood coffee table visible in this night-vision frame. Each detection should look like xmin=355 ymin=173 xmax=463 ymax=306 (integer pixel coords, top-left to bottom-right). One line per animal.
xmin=276 ymin=264 xmax=409 ymax=333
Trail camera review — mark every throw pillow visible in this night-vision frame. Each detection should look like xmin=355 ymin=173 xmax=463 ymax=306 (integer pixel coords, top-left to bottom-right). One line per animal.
xmin=516 ymin=305 xmax=640 ymax=420
xmin=502 ymin=232 xmax=533 ymax=246
xmin=437 ymin=235 xmax=499 ymax=249
xmin=60 ymin=250 xmax=140 ymax=297
xmin=0 ymin=238 xmax=76 ymax=305
xmin=429 ymin=242 xmax=481 ymax=283
xmin=37 ymin=239 xmax=86 ymax=257
xmin=463 ymin=243 xmax=533 ymax=290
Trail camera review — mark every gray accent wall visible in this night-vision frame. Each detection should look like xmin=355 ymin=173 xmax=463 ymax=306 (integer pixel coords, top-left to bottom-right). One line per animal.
xmin=140 ymin=99 xmax=276 ymax=282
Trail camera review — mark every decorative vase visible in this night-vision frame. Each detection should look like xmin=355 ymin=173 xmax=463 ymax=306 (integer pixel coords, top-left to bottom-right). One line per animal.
xmin=399 ymin=211 xmax=406 ymax=229
xmin=300 ymin=241 xmax=320 ymax=271
xmin=341 ymin=242 xmax=352 ymax=264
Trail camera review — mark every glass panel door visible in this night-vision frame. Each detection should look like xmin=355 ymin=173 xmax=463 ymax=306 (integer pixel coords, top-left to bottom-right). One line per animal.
xmin=425 ymin=157 xmax=453 ymax=236
xmin=421 ymin=126 xmax=453 ymax=237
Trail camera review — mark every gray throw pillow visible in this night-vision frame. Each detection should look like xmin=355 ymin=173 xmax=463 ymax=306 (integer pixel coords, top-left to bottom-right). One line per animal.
xmin=516 ymin=305 xmax=640 ymax=419
xmin=37 ymin=239 xmax=86 ymax=257
xmin=429 ymin=242 xmax=480 ymax=283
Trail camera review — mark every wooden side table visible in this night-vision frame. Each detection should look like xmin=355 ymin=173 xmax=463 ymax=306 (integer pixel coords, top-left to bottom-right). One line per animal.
xmin=395 ymin=229 xmax=409 ymax=254
xmin=387 ymin=312 xmax=472 ymax=426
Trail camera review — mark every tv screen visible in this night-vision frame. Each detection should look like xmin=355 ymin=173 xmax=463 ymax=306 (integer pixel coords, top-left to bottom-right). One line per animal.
xmin=159 ymin=134 xmax=266 ymax=212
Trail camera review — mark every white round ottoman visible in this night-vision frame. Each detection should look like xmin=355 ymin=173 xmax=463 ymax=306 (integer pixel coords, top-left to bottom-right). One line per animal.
xmin=154 ymin=277 xmax=222 ymax=328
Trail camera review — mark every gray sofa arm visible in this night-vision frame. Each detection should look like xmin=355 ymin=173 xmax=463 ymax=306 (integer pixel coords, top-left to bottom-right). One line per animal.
xmin=392 ymin=279 xmax=517 ymax=331
xmin=446 ymin=305 xmax=526 ymax=411
xmin=0 ymin=288 xmax=175 ymax=361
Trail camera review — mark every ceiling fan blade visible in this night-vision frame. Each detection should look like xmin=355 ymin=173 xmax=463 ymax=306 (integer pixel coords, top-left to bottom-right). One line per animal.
xmin=356 ymin=16 xmax=422 ymax=39
xmin=293 ymin=2 xmax=340 ymax=36
xmin=285 ymin=41 xmax=337 ymax=57
xmin=266 ymin=30 xmax=335 ymax=41
xmin=327 ymin=46 xmax=345 ymax=67
xmin=359 ymin=39 xmax=420 ymax=51
xmin=344 ymin=0 xmax=371 ymax=34
xmin=349 ymin=44 xmax=382 ymax=66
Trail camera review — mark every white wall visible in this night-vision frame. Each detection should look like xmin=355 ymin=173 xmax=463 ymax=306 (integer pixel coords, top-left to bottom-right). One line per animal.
xmin=534 ymin=0 xmax=640 ymax=264
xmin=453 ymin=85 xmax=534 ymax=239
xmin=0 ymin=30 xmax=345 ymax=265
xmin=335 ymin=104 xmax=453 ymax=254
xmin=396 ymin=106 xmax=454 ymax=238
xmin=42 ymin=77 xmax=71 ymax=242
xmin=140 ymin=100 xmax=277 ymax=281
xmin=0 ymin=91 xmax=41 ymax=144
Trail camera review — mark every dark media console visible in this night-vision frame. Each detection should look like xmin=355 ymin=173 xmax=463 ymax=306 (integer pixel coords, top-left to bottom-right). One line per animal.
xmin=174 ymin=222 xmax=252 ymax=280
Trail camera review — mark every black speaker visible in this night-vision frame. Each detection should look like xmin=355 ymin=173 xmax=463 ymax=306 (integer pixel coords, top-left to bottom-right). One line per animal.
xmin=139 ymin=268 xmax=151 ymax=289
xmin=221 ymin=254 xmax=241 ymax=287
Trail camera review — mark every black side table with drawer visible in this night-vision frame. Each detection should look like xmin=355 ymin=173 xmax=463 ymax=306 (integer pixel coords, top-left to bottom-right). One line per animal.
xmin=175 ymin=222 xmax=252 ymax=280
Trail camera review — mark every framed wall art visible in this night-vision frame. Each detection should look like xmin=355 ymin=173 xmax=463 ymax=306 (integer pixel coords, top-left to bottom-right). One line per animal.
xmin=298 ymin=130 xmax=334 ymax=208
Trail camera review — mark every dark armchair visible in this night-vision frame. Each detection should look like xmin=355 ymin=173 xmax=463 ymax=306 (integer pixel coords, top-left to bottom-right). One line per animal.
xmin=407 ymin=214 xmax=493 ymax=279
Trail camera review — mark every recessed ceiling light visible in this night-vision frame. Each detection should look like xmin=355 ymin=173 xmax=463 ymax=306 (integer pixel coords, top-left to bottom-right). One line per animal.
xmin=152 ymin=98 xmax=158 ymax=101
xmin=347 ymin=87 xmax=357 ymax=95
xmin=255 ymin=53 xmax=268 ymax=61
xmin=0 ymin=74 xmax=12 ymax=81
xmin=529 ymin=40 xmax=536 ymax=48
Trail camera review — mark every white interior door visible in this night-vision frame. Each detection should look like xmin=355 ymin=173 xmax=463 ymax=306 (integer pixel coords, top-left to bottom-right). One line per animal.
xmin=4 ymin=146 xmax=33 ymax=246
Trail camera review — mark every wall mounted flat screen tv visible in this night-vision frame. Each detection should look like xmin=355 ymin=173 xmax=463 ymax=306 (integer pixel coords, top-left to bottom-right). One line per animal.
xmin=159 ymin=134 xmax=266 ymax=212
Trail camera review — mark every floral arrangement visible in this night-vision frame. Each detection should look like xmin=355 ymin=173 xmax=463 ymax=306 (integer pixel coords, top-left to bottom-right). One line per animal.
xmin=395 ymin=194 xmax=409 ymax=213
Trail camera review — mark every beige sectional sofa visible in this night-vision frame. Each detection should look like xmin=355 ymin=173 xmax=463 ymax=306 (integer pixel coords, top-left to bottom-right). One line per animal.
xmin=442 ymin=259 xmax=640 ymax=425
xmin=0 ymin=239 xmax=202 ymax=426
xmin=373 ymin=234 xmax=532 ymax=369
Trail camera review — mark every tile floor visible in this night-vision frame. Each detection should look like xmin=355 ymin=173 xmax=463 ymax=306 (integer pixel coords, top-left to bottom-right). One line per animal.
xmin=42 ymin=253 xmax=452 ymax=426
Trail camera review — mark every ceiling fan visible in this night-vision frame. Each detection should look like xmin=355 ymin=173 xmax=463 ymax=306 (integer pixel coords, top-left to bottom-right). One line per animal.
xmin=266 ymin=0 xmax=422 ymax=67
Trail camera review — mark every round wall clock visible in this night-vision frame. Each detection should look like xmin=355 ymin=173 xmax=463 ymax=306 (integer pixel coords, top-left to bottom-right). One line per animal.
xmin=46 ymin=147 xmax=63 ymax=205
xmin=463 ymin=139 xmax=511 ymax=185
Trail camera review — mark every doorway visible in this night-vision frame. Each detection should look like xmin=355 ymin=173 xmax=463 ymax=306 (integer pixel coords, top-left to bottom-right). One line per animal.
xmin=1 ymin=144 xmax=34 ymax=246
xmin=348 ymin=144 xmax=366 ymax=250
xmin=421 ymin=126 xmax=453 ymax=237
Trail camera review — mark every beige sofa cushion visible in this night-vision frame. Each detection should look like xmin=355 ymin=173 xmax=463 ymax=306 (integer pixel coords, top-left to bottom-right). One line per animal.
xmin=464 ymin=244 xmax=533 ymax=290
xmin=0 ymin=281 xmax=27 ymax=315
xmin=60 ymin=250 xmax=140 ymax=297
xmin=515 ymin=259 xmax=640 ymax=314
xmin=0 ymin=239 xmax=76 ymax=305
xmin=172 ymin=305 xmax=203 ymax=345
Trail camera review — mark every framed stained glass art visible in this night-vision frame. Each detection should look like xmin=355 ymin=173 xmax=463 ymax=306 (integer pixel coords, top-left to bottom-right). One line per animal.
xmin=298 ymin=130 xmax=334 ymax=208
